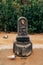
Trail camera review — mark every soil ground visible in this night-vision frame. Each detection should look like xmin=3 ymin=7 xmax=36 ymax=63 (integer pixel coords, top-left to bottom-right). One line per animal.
xmin=0 ymin=49 xmax=43 ymax=65
xmin=0 ymin=32 xmax=43 ymax=65
xmin=0 ymin=32 xmax=43 ymax=45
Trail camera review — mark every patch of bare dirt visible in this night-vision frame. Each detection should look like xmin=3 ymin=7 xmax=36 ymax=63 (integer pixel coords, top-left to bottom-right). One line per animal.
xmin=0 ymin=49 xmax=43 ymax=65
xmin=0 ymin=32 xmax=43 ymax=45
xmin=0 ymin=32 xmax=43 ymax=65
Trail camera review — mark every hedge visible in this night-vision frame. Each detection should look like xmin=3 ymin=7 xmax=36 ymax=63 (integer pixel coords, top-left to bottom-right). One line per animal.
xmin=0 ymin=0 xmax=43 ymax=33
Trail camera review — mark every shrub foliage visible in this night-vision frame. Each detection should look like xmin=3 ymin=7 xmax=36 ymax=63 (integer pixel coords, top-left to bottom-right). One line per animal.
xmin=0 ymin=0 xmax=43 ymax=33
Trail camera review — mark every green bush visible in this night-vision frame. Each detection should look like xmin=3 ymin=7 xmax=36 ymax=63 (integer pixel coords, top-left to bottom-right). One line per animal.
xmin=0 ymin=0 xmax=43 ymax=33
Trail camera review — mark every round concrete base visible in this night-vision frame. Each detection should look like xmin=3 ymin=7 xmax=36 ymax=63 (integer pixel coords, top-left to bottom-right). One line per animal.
xmin=13 ymin=42 xmax=32 ymax=57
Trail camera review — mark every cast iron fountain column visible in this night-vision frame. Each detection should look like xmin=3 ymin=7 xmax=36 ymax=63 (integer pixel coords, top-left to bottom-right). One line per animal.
xmin=13 ymin=17 xmax=32 ymax=56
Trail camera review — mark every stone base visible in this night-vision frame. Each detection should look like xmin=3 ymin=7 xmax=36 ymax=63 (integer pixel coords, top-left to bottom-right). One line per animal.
xmin=13 ymin=42 xmax=32 ymax=57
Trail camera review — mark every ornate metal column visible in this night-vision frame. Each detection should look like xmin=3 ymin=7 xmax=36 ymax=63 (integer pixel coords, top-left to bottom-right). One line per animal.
xmin=13 ymin=17 xmax=32 ymax=56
